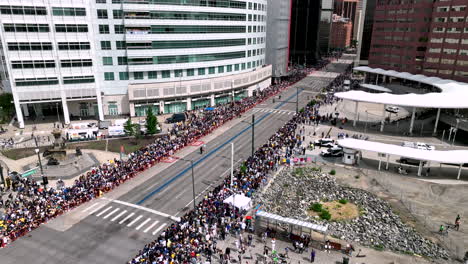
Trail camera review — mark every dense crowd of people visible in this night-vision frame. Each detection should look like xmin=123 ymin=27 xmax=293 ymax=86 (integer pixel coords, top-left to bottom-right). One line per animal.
xmin=0 ymin=56 xmax=339 ymax=250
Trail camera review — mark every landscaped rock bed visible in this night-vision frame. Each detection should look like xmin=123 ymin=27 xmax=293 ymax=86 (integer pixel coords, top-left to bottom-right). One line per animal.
xmin=256 ymin=167 xmax=449 ymax=259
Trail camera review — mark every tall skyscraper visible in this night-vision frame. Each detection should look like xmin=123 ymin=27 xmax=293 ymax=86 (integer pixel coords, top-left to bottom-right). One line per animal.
xmin=0 ymin=0 xmax=271 ymax=128
xmin=266 ymin=0 xmax=291 ymax=78
xmin=368 ymin=0 xmax=468 ymax=82
xmin=356 ymin=0 xmax=376 ymax=65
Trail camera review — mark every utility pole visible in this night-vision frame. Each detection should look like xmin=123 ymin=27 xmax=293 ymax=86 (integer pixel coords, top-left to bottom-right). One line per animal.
xmin=251 ymin=114 xmax=255 ymax=156
xmin=231 ymin=143 xmax=234 ymax=189
xmin=296 ymin=87 xmax=299 ymax=113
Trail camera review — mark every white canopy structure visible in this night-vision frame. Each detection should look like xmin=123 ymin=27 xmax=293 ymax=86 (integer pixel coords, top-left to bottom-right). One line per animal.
xmin=223 ymin=194 xmax=252 ymax=210
xmin=336 ymin=66 xmax=468 ymax=133
xmin=337 ymin=138 xmax=467 ymax=179
xmin=256 ymin=210 xmax=328 ymax=233
xmin=360 ymin=83 xmax=392 ymax=93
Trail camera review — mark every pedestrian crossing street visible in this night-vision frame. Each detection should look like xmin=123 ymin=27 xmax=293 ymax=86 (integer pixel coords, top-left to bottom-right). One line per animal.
xmin=252 ymin=108 xmax=295 ymax=115
xmin=82 ymin=200 xmax=169 ymax=236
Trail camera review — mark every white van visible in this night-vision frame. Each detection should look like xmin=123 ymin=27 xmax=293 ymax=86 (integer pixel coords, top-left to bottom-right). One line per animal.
xmin=108 ymin=125 xmax=125 ymax=137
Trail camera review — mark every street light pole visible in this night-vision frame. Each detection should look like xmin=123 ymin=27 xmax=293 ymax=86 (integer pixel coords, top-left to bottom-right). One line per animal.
xmin=452 ymin=119 xmax=460 ymax=146
xmin=296 ymin=87 xmax=299 ymax=113
xmin=231 ymin=143 xmax=234 ymax=189
xmin=190 ymin=160 xmax=196 ymax=211
xmin=35 ymin=148 xmax=46 ymax=188
xmin=251 ymin=114 xmax=255 ymax=156
xmin=365 ymin=110 xmax=368 ymax=133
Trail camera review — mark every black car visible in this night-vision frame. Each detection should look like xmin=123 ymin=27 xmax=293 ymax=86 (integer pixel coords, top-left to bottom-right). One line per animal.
xmin=399 ymin=157 xmax=427 ymax=166
xmin=166 ymin=113 xmax=186 ymax=123
xmin=314 ymin=138 xmax=335 ymax=148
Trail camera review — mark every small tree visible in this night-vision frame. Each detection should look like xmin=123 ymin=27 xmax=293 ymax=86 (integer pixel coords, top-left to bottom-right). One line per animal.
xmin=124 ymin=118 xmax=135 ymax=136
xmin=146 ymin=107 xmax=158 ymax=135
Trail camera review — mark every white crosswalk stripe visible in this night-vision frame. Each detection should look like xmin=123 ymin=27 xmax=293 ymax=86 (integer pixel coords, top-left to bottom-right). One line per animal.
xmin=136 ymin=218 xmax=151 ymax=230
xmin=89 ymin=203 xmax=107 ymax=215
xmin=111 ymin=210 xmax=127 ymax=222
xmin=127 ymin=215 xmax=143 ymax=227
xmin=83 ymin=202 xmax=101 ymax=213
xmin=144 ymin=221 xmax=159 ymax=233
xmin=103 ymin=208 xmax=120 ymax=219
xmin=119 ymin=212 xmax=135 ymax=224
xmin=253 ymin=108 xmax=295 ymax=115
xmin=96 ymin=206 xmax=113 ymax=217
xmin=153 ymin=223 xmax=167 ymax=235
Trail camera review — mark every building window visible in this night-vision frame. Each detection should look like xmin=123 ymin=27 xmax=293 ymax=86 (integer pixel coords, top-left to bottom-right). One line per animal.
xmin=99 ymin=25 xmax=110 ymax=34
xmin=175 ymin=70 xmax=183 ymax=77
xmin=151 ymin=51 xmax=245 ymax=65
xmin=11 ymin=60 xmax=55 ymax=69
xmin=117 ymin=56 xmax=128 ymax=65
xmin=58 ymin=42 xmax=90 ymax=50
xmin=0 ymin=6 xmax=47 ymax=15
xmin=162 ymin=70 xmax=170 ymax=78
xmin=113 ymin=10 xmax=123 ymax=19
xmin=101 ymin=41 xmax=112 ymax=50
xmin=104 ymin=72 xmax=115 ymax=81
xmin=208 ymin=67 xmax=215 ymax=74
xmin=187 ymin=69 xmax=195 ymax=76
xmin=150 ymin=25 xmax=245 ymax=34
xmin=52 ymin=7 xmax=86 ymax=16
xmin=227 ymin=65 xmax=232 ymax=72
xmin=97 ymin=9 xmax=108 ymax=19
xmin=218 ymin=66 xmax=224 ymax=73
xmin=242 ymin=63 xmax=246 ymax=70
xmin=148 ymin=71 xmax=157 ymax=79
xmin=198 ymin=68 xmax=205 ymax=75
xmin=63 ymin=76 xmax=95 ymax=84
xmin=108 ymin=103 xmax=118 ymax=115
xmin=60 ymin=59 xmax=92 ymax=67
xmin=15 ymin=77 xmax=58 ymax=86
xmin=103 ymin=57 xmax=113 ymax=65
xmin=55 ymin=24 xmax=87 ymax=32
xmin=96 ymin=0 xmax=107 ymax=3
xmin=8 ymin=42 xmax=53 ymax=51
xmin=134 ymin=72 xmax=144 ymax=80
xmin=116 ymin=41 xmax=126 ymax=50
xmin=119 ymin=72 xmax=129 ymax=80
xmin=114 ymin=25 xmax=124 ymax=34
xmin=4 ymin=24 xmax=49 ymax=32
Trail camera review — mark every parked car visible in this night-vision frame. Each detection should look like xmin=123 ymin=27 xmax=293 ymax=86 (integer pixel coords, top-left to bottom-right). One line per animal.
xmin=320 ymin=145 xmax=343 ymax=157
xmin=166 ymin=113 xmax=186 ymax=123
xmin=314 ymin=138 xmax=335 ymax=148
xmin=386 ymin=106 xmax=399 ymax=113
xmin=399 ymin=157 xmax=427 ymax=166
xmin=98 ymin=120 xmax=110 ymax=129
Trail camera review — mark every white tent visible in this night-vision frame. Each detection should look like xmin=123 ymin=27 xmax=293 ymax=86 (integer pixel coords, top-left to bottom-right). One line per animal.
xmin=223 ymin=194 xmax=252 ymax=210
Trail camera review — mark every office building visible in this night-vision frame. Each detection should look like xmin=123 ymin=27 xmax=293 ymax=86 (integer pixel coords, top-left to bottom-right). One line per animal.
xmin=355 ymin=0 xmax=376 ymax=65
xmin=368 ymin=0 xmax=468 ymax=82
xmin=330 ymin=15 xmax=352 ymax=49
xmin=265 ymin=0 xmax=291 ymax=78
xmin=0 ymin=0 xmax=271 ymax=128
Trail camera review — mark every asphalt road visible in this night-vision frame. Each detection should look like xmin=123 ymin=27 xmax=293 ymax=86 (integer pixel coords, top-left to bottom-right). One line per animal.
xmin=0 ymin=56 xmax=352 ymax=264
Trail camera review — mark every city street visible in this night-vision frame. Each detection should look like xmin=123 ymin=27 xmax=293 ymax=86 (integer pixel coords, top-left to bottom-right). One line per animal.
xmin=0 ymin=58 xmax=353 ymax=264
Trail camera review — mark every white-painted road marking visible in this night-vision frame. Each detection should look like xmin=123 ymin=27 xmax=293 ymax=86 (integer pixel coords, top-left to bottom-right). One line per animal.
xmin=101 ymin=198 xmax=180 ymax=222
xmin=103 ymin=208 xmax=120 ymax=219
xmin=96 ymin=206 xmax=113 ymax=217
xmin=111 ymin=210 xmax=127 ymax=222
xmin=144 ymin=221 xmax=159 ymax=233
xmin=83 ymin=202 xmax=101 ymax=213
xmin=119 ymin=212 xmax=135 ymax=224
xmin=136 ymin=218 xmax=151 ymax=230
xmin=127 ymin=215 xmax=143 ymax=227
xmin=89 ymin=204 xmax=107 ymax=215
xmin=152 ymin=223 xmax=167 ymax=235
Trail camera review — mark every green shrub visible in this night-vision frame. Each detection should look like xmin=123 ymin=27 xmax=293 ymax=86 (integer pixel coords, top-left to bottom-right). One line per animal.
xmin=310 ymin=203 xmax=322 ymax=212
xmin=339 ymin=199 xmax=348 ymax=204
xmin=329 ymin=169 xmax=336 ymax=175
xmin=320 ymin=209 xmax=331 ymax=220
xmin=354 ymin=175 xmax=360 ymax=179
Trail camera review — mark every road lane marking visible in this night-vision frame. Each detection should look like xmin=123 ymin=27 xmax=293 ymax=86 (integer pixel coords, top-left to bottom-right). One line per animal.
xmin=144 ymin=221 xmax=159 ymax=233
xmin=96 ymin=206 xmax=113 ymax=217
xmin=89 ymin=204 xmax=107 ymax=215
xmin=103 ymin=208 xmax=120 ymax=219
xmin=102 ymin=198 xmax=180 ymax=222
xmin=83 ymin=202 xmax=101 ymax=213
xmin=136 ymin=218 xmax=151 ymax=230
xmin=119 ymin=212 xmax=134 ymax=224
xmin=127 ymin=215 xmax=143 ymax=227
xmin=152 ymin=223 xmax=167 ymax=235
xmin=111 ymin=210 xmax=127 ymax=222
